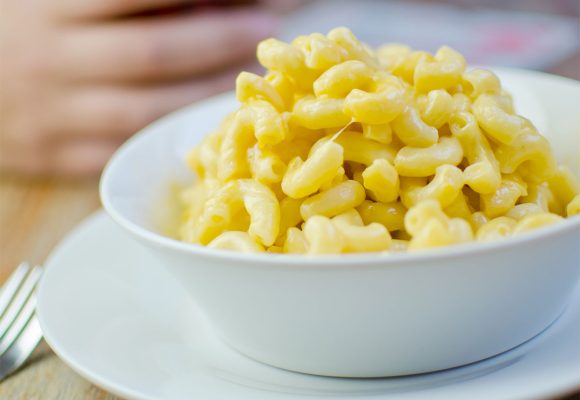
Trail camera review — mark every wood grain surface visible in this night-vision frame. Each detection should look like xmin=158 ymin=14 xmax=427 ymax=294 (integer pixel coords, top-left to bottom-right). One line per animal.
xmin=0 ymin=60 xmax=578 ymax=400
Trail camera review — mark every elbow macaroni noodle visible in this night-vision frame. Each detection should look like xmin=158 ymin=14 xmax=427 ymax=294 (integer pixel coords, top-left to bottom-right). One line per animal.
xmin=179 ymin=27 xmax=580 ymax=254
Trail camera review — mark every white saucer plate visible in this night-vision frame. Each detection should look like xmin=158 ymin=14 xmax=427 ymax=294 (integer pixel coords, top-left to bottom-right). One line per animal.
xmin=37 ymin=212 xmax=580 ymax=400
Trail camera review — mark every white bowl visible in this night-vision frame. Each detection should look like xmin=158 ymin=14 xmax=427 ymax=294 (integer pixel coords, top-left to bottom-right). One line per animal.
xmin=100 ymin=68 xmax=580 ymax=378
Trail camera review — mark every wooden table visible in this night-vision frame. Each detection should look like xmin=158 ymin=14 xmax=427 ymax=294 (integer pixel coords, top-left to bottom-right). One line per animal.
xmin=0 ymin=176 xmax=113 ymax=399
xmin=1 ymin=59 xmax=579 ymax=399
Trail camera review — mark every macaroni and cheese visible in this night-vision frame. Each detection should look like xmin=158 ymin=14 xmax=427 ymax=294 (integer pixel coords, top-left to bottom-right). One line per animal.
xmin=180 ymin=27 xmax=579 ymax=254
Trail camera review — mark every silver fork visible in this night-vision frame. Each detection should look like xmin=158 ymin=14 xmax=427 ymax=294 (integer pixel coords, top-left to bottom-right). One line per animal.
xmin=0 ymin=263 xmax=43 ymax=381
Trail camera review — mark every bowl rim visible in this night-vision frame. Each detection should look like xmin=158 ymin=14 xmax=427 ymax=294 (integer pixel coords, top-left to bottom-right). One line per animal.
xmin=100 ymin=68 xmax=580 ymax=268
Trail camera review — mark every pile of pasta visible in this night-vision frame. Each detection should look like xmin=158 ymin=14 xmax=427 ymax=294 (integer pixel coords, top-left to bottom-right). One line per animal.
xmin=180 ymin=27 xmax=580 ymax=254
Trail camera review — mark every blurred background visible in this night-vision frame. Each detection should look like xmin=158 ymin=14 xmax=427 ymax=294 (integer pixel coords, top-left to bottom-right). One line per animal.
xmin=283 ymin=0 xmax=579 ymax=72
xmin=0 ymin=0 xmax=578 ymax=177
xmin=0 ymin=1 xmax=579 ymax=398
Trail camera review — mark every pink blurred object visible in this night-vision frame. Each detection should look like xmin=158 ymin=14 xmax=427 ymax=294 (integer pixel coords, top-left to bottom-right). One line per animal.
xmin=280 ymin=0 xmax=579 ymax=70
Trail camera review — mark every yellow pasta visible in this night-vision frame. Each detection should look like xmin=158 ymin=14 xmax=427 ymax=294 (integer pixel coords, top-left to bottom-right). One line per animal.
xmin=362 ymin=123 xmax=392 ymax=144
xmin=265 ymin=71 xmax=295 ymax=110
xmin=394 ymin=137 xmax=463 ymax=177
xmin=414 ymin=46 xmax=466 ymax=92
xmin=389 ymin=239 xmax=410 ymax=252
xmin=476 ymin=217 xmax=517 ymax=242
xmin=391 ymin=50 xmax=432 ymax=83
xmin=357 ymin=200 xmax=406 ymax=232
xmin=257 ymin=38 xmax=317 ymax=91
xmin=521 ymin=183 xmax=557 ymax=213
xmin=505 ymin=203 xmax=544 ymax=221
xmin=416 ymin=89 xmax=453 ymax=128
xmin=391 ymin=106 xmax=438 ymax=147
xmin=208 ymin=231 xmax=264 ymax=253
xmin=332 ymin=210 xmax=391 ymax=252
xmin=472 ymin=94 xmax=524 ymax=145
xmin=188 ymin=127 xmax=223 ymax=179
xmin=444 ymin=193 xmax=475 ymax=227
xmin=327 ymin=27 xmax=377 ymax=67
xmin=247 ymin=145 xmax=286 ymax=184
xmin=267 ymin=245 xmax=284 ymax=253
xmin=400 ymin=165 xmax=463 ymax=208
xmin=461 ymin=69 xmax=501 ymax=99
xmin=405 ymin=200 xmax=473 ymax=250
xmin=566 ymin=195 xmax=580 ymax=217
xmin=548 ymin=165 xmax=580 ymax=206
xmin=481 ymin=175 xmax=528 ymax=218
xmin=321 ymin=165 xmax=347 ymax=188
xmin=471 ymin=211 xmax=490 ymax=231
xmin=178 ymin=27 xmax=578 ymax=254
xmin=217 ymin=110 xmax=253 ymax=181
xmin=512 ymin=213 xmax=564 ymax=233
xmin=236 ymin=72 xmax=286 ymax=112
xmin=451 ymin=93 xmax=471 ymax=113
xmin=314 ymin=60 xmax=373 ymax=98
xmin=449 ymin=111 xmax=501 ymax=194
xmin=281 ymin=139 xmax=344 ymax=199
xmin=293 ymin=96 xmax=351 ymax=129
xmin=303 ymin=216 xmax=346 ymax=254
xmin=300 ymin=180 xmax=365 ymax=219
xmin=495 ymin=124 xmax=556 ymax=182
xmin=362 ymin=159 xmax=400 ymax=202
xmin=335 ymin=131 xmax=398 ymax=165
xmin=194 ymin=179 xmax=280 ymax=246
xmin=276 ymin=197 xmax=304 ymax=243
xmin=283 ymin=227 xmax=310 ymax=254
xmin=376 ymin=43 xmax=411 ymax=72
xmin=343 ymin=86 xmax=407 ymax=125
xmin=298 ymin=32 xmax=346 ymax=70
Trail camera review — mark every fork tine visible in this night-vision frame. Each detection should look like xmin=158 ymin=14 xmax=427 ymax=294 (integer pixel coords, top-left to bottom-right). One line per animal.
xmin=0 ymin=266 xmax=43 ymax=340
xmin=0 ymin=316 xmax=43 ymax=381
xmin=0 ymin=293 xmax=37 ymax=356
xmin=0 ymin=263 xmax=31 ymax=318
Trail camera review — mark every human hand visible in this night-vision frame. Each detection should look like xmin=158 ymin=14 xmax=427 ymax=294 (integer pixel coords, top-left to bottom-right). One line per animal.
xmin=0 ymin=0 xmax=278 ymax=176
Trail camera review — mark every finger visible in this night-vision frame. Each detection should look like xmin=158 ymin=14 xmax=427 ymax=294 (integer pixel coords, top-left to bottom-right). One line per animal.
xmin=0 ymin=137 xmax=119 ymax=177
xmin=51 ymin=64 xmax=248 ymax=141
xmin=53 ymin=0 xmax=244 ymax=20
xmin=47 ymin=139 xmax=120 ymax=176
xmin=56 ymin=9 xmax=277 ymax=82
